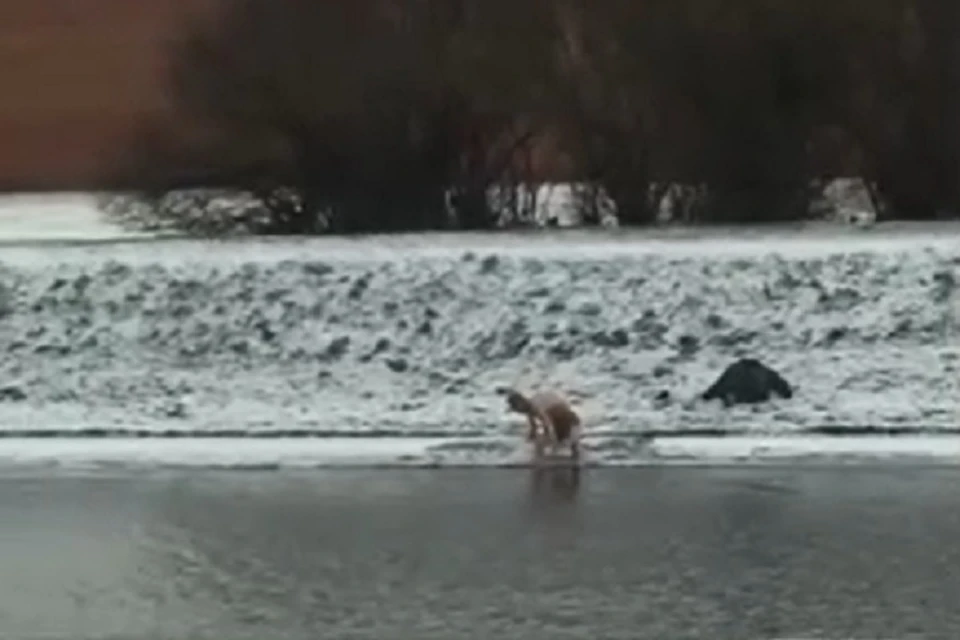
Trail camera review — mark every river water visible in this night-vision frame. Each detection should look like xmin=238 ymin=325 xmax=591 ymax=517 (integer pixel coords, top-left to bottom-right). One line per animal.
xmin=3 ymin=466 xmax=958 ymax=640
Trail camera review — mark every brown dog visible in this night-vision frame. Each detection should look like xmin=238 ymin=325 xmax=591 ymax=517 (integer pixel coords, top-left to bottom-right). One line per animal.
xmin=504 ymin=388 xmax=582 ymax=461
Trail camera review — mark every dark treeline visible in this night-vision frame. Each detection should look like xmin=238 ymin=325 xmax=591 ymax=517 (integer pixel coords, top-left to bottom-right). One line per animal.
xmin=114 ymin=0 xmax=960 ymax=233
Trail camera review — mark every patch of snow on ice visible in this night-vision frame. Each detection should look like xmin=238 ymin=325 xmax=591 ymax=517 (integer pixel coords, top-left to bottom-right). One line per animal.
xmin=0 ymin=435 xmax=957 ymax=470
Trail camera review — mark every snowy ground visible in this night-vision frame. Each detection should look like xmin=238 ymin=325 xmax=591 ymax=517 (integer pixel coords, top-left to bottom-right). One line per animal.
xmin=0 ymin=194 xmax=956 ymax=468
xmin=0 ymin=193 xmax=154 ymax=242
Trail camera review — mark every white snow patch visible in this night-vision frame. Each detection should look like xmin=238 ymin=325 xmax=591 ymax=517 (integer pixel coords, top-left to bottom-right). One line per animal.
xmin=0 ymin=438 xmax=447 ymax=470
xmin=651 ymin=435 xmax=960 ymax=464
xmin=0 ymin=193 xmax=155 ymax=242
xmin=0 ymin=435 xmax=957 ymax=470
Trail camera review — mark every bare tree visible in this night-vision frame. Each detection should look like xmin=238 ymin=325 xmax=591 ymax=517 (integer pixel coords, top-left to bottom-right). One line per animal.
xmin=113 ymin=0 xmax=565 ymax=234
xmin=110 ymin=0 xmax=960 ymax=233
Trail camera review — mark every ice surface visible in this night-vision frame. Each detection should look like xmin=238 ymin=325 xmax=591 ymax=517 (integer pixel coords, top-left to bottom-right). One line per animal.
xmin=0 ymin=435 xmax=957 ymax=471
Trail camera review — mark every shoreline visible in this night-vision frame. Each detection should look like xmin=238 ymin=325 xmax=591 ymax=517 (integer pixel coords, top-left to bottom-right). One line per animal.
xmin=0 ymin=434 xmax=956 ymax=471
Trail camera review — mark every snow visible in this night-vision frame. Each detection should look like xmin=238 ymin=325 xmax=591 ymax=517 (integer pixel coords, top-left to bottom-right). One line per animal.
xmin=650 ymin=435 xmax=960 ymax=464
xmin=0 ymin=194 xmax=956 ymax=468
xmin=0 ymin=435 xmax=956 ymax=471
xmin=0 ymin=437 xmax=449 ymax=470
xmin=0 ymin=193 xmax=155 ymax=242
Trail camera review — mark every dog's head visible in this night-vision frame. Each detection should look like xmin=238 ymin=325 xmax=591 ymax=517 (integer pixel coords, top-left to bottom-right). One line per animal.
xmin=499 ymin=387 xmax=532 ymax=415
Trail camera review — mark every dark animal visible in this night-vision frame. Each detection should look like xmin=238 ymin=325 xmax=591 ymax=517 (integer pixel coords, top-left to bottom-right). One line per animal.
xmin=701 ymin=358 xmax=793 ymax=407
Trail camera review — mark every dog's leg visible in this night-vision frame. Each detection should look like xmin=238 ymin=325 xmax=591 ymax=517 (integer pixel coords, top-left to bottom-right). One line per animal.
xmin=567 ymin=422 xmax=582 ymax=461
xmin=532 ymin=433 xmax=547 ymax=463
xmin=525 ymin=416 xmax=538 ymax=441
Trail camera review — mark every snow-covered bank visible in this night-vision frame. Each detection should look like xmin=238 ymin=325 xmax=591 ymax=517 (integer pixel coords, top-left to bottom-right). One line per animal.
xmin=0 ymin=229 xmax=955 ymax=437
xmin=0 ymin=193 xmax=159 ymax=242
xmin=0 ymin=435 xmax=957 ymax=471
